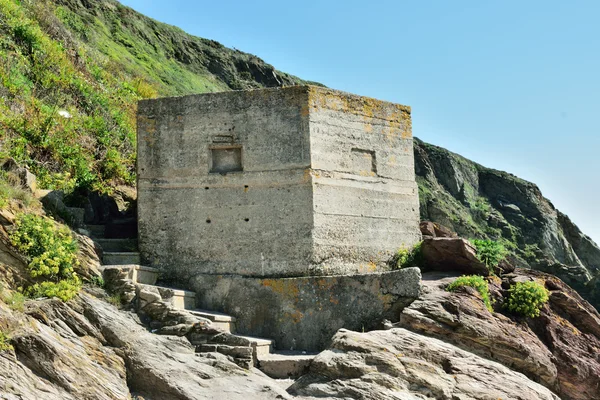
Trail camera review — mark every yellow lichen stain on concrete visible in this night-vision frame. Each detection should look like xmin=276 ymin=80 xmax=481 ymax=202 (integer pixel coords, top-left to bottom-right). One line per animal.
xmin=138 ymin=116 xmax=157 ymax=147
xmin=315 ymin=278 xmax=335 ymax=291
xmin=307 ymin=86 xmax=410 ymax=119
xmin=283 ymin=310 xmax=304 ymax=324
xmin=261 ymin=279 xmax=300 ymax=303
xmin=358 ymin=261 xmax=378 ymax=273
xmin=300 ymin=104 xmax=310 ymax=117
xmin=378 ymin=293 xmax=394 ymax=305
xmin=302 ymin=168 xmax=314 ymax=183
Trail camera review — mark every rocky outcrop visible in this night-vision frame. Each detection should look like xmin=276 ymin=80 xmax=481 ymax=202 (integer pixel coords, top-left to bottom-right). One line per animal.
xmin=289 ymin=328 xmax=560 ymax=400
xmin=398 ymin=270 xmax=600 ymax=400
xmin=0 ymin=291 xmax=292 ymax=400
xmin=420 ymin=237 xmax=490 ymax=275
xmin=415 ymin=137 xmax=600 ymax=308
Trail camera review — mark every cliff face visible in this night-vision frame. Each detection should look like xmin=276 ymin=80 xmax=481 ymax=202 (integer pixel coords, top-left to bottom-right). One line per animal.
xmin=415 ymin=137 xmax=600 ymax=307
xmin=0 ymin=0 xmax=317 ymax=194
xmin=51 ymin=0 xmax=314 ymax=94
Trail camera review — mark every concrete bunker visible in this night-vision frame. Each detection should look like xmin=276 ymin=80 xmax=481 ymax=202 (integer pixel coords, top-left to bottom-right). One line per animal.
xmin=136 ymin=85 xmax=422 ymax=350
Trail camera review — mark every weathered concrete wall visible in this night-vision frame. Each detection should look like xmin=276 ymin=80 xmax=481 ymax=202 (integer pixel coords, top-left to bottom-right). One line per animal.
xmin=306 ymin=87 xmax=421 ymax=274
xmin=137 ymin=88 xmax=315 ymax=276
xmin=191 ymin=267 xmax=421 ymax=351
xmin=137 ymin=86 xmax=420 ymax=277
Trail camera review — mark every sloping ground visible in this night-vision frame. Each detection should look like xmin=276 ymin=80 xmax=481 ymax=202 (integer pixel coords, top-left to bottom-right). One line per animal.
xmin=1 ymin=190 xmax=599 ymax=399
xmin=51 ymin=0 xmax=313 ymax=95
xmin=415 ymin=137 xmax=600 ymax=308
xmin=0 ymin=0 xmax=314 ymax=194
xmin=2 ymin=0 xmax=599 ymax=313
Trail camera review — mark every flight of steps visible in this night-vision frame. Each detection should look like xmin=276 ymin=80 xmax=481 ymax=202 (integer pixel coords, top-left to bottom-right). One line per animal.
xmin=87 ymin=219 xmax=313 ymax=378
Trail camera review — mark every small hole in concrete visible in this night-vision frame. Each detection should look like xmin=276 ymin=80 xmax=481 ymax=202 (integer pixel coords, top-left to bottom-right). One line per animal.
xmin=244 ymin=218 xmax=250 ymax=222
xmin=205 ymin=187 xmax=209 ymax=190
xmin=244 ymin=185 xmax=249 ymax=189
xmin=206 ymin=219 xmax=211 ymax=223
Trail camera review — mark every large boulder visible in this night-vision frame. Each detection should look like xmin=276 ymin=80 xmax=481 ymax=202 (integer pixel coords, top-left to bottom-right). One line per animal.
xmin=0 ymin=291 xmax=293 ymax=400
xmin=420 ymin=237 xmax=490 ymax=275
xmin=398 ymin=270 xmax=600 ymax=400
xmin=288 ymin=328 xmax=560 ymax=400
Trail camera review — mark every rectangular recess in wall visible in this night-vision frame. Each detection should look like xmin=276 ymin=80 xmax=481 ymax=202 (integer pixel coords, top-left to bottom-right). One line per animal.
xmin=351 ymin=148 xmax=377 ymax=176
xmin=210 ymin=146 xmax=243 ymax=173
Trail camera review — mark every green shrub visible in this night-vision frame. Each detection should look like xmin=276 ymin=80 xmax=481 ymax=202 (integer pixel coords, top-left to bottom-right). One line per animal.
xmin=10 ymin=213 xmax=79 ymax=280
xmin=471 ymin=239 xmax=508 ymax=271
xmin=446 ymin=275 xmax=493 ymax=312
xmin=0 ymin=331 xmax=12 ymax=352
xmin=9 ymin=213 xmax=81 ymax=301
xmin=505 ymin=281 xmax=549 ymax=318
xmin=26 ymin=278 xmax=81 ymax=302
xmin=392 ymin=241 xmax=423 ymax=269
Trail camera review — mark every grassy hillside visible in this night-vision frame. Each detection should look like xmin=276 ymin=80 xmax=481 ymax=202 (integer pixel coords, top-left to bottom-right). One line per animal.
xmin=0 ymin=0 xmax=310 ymax=195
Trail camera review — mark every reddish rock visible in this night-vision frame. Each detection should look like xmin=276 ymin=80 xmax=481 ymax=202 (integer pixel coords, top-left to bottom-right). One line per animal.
xmin=420 ymin=237 xmax=490 ymax=276
xmin=398 ymin=269 xmax=600 ymax=400
xmin=419 ymin=221 xmax=457 ymax=238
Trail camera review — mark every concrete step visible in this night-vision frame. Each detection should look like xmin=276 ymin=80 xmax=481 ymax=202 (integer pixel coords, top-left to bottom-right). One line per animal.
xmin=235 ymin=335 xmax=274 ymax=358
xmin=95 ymin=238 xmax=138 ymax=252
xmin=101 ymin=264 xmax=158 ymax=285
xmin=103 ymin=252 xmax=141 ymax=265
xmin=258 ymin=351 xmax=315 ymax=379
xmin=104 ymin=218 xmax=137 ymax=239
xmin=188 ymin=309 xmax=236 ymax=333
xmin=87 ymin=224 xmax=106 ymax=238
xmin=152 ymin=286 xmax=196 ymax=310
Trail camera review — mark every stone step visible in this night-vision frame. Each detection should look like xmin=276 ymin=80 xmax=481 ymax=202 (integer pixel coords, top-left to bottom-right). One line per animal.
xmin=87 ymin=224 xmax=106 ymax=238
xmin=152 ymin=286 xmax=196 ymax=310
xmin=257 ymin=351 xmax=315 ymax=379
xmin=235 ymin=335 xmax=274 ymax=358
xmin=103 ymin=252 xmax=141 ymax=265
xmin=188 ymin=309 xmax=236 ymax=333
xmin=104 ymin=218 xmax=137 ymax=239
xmin=95 ymin=238 xmax=138 ymax=252
xmin=101 ymin=264 xmax=158 ymax=285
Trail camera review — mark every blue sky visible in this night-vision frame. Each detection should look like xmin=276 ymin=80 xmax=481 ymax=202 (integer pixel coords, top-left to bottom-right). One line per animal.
xmin=121 ymin=0 xmax=600 ymax=244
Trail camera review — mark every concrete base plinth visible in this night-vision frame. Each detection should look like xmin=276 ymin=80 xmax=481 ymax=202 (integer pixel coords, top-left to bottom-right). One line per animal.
xmin=191 ymin=268 xmax=421 ymax=352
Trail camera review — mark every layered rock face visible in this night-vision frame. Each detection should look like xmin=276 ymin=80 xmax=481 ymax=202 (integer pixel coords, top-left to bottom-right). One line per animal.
xmin=0 ymin=293 xmax=291 ymax=400
xmin=399 ymin=270 xmax=600 ymax=400
xmin=415 ymin=138 xmax=600 ymax=308
xmin=289 ymin=328 xmax=560 ymax=400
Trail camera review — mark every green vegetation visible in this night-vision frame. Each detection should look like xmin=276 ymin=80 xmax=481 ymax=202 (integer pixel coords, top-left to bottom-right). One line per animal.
xmin=414 ymin=138 xmax=550 ymax=270
xmin=471 ymin=239 xmax=508 ymax=272
xmin=9 ymin=213 xmax=81 ymax=301
xmin=88 ymin=275 xmax=105 ymax=288
xmin=446 ymin=275 xmax=493 ymax=312
xmin=505 ymin=281 xmax=550 ymax=318
xmin=26 ymin=278 xmax=81 ymax=302
xmin=392 ymin=241 xmax=423 ymax=269
xmin=0 ymin=331 xmax=12 ymax=352
xmin=0 ymin=0 xmax=310 ymax=197
xmin=0 ymin=171 xmax=34 ymax=208
xmin=106 ymin=293 xmax=122 ymax=307
xmin=0 ymin=285 xmax=26 ymax=312
xmin=0 ymin=0 xmax=139 ymax=193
